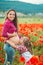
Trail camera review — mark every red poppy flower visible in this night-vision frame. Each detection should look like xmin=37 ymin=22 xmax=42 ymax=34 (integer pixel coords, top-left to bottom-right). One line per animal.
xmin=39 ymin=39 xmax=43 ymax=45
xmin=30 ymin=56 xmax=39 ymax=65
xmin=40 ymin=35 xmax=43 ymax=38
xmin=38 ymin=62 xmax=43 ymax=65
xmin=40 ymin=55 xmax=43 ymax=62
xmin=0 ymin=47 xmax=2 ymax=50
xmin=19 ymin=56 xmax=25 ymax=63
xmin=32 ymin=42 xmax=38 ymax=46
xmin=1 ymin=58 xmax=4 ymax=63
xmin=34 ymin=33 xmax=38 ymax=36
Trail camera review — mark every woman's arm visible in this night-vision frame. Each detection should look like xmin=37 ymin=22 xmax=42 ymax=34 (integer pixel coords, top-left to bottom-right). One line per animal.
xmin=6 ymin=40 xmax=17 ymax=49
xmin=7 ymin=32 xmax=18 ymax=38
xmin=2 ymin=22 xmax=9 ymax=38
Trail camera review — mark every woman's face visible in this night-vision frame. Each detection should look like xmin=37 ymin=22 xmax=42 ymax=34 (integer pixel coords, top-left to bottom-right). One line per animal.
xmin=7 ymin=11 xmax=15 ymax=21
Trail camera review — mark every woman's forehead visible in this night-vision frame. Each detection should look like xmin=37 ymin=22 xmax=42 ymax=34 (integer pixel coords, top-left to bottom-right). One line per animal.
xmin=8 ymin=11 xmax=15 ymax=14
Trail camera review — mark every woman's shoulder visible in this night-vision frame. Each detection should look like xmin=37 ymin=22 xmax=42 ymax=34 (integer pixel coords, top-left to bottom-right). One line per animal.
xmin=4 ymin=19 xmax=11 ymax=26
xmin=5 ymin=19 xmax=10 ymax=23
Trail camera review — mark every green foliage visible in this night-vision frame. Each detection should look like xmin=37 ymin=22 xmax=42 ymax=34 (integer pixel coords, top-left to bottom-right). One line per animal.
xmin=0 ymin=1 xmax=43 ymax=14
xmin=30 ymin=35 xmax=39 ymax=42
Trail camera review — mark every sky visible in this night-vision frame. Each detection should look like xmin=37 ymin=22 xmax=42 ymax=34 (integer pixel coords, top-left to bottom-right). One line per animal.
xmin=19 ymin=0 xmax=43 ymax=4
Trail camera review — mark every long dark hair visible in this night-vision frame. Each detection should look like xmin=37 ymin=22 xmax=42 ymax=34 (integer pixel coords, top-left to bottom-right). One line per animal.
xmin=23 ymin=37 xmax=33 ymax=54
xmin=6 ymin=9 xmax=18 ymax=31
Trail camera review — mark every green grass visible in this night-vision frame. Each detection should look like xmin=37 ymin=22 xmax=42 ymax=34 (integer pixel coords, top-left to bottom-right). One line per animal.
xmin=0 ymin=16 xmax=43 ymax=24
xmin=0 ymin=18 xmax=5 ymax=24
xmin=18 ymin=17 xmax=43 ymax=24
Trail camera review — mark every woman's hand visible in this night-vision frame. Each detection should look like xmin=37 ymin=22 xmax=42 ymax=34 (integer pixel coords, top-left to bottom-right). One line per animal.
xmin=18 ymin=32 xmax=22 ymax=37
xmin=6 ymin=40 xmax=17 ymax=49
xmin=7 ymin=32 xmax=17 ymax=37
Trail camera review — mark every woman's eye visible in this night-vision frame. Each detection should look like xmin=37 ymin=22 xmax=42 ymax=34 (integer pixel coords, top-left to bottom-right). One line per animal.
xmin=10 ymin=14 xmax=15 ymax=15
xmin=10 ymin=14 xmax=12 ymax=15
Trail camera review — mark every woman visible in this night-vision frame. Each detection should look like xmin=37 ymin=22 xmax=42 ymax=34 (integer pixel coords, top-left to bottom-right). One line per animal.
xmin=2 ymin=9 xmax=20 ymax=65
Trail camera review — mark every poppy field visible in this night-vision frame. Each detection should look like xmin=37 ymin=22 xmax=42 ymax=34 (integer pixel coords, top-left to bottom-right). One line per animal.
xmin=0 ymin=23 xmax=43 ymax=65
